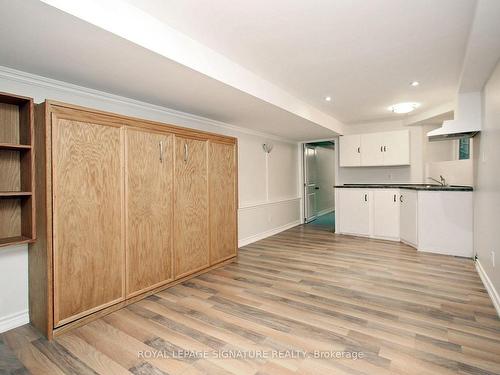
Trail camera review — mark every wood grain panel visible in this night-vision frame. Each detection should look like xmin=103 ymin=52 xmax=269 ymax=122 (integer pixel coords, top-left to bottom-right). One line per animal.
xmin=174 ymin=136 xmax=209 ymax=278
xmin=0 ymin=198 xmax=21 ymax=238
xmin=209 ymin=141 xmax=237 ymax=264
xmin=0 ymin=150 xmax=20 ymax=191
xmin=29 ymin=102 xmax=52 ymax=339
xmin=126 ymin=128 xmax=174 ymax=297
xmin=52 ymin=117 xmax=125 ymax=327
xmin=0 ymin=102 xmax=20 ymax=144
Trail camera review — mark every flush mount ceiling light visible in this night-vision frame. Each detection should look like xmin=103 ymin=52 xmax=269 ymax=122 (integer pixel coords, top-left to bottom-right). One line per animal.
xmin=410 ymin=81 xmax=420 ymax=87
xmin=325 ymin=96 xmax=332 ymax=102
xmin=388 ymin=102 xmax=420 ymax=114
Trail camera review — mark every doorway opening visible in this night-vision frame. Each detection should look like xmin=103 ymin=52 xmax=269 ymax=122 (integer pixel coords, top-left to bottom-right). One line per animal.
xmin=303 ymin=140 xmax=336 ymax=232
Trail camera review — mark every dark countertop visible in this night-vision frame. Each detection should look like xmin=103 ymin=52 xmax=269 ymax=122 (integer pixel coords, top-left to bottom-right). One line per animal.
xmin=335 ymin=184 xmax=473 ymax=191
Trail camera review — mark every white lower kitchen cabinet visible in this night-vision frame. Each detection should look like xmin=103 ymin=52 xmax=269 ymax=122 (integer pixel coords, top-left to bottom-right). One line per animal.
xmin=335 ymin=188 xmax=370 ymax=236
xmin=400 ymin=189 xmax=417 ymax=246
xmin=372 ymin=189 xmax=400 ymax=240
xmin=335 ymin=187 xmax=473 ymax=257
xmin=417 ymin=191 xmax=473 ymax=257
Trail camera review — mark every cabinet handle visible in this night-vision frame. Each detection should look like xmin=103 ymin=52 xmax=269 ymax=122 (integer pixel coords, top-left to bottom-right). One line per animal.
xmin=400 ymin=195 xmax=403 ymax=203
xmin=364 ymin=193 xmax=368 ymax=202
xmin=384 ymin=146 xmax=387 ymax=152
xmin=393 ymin=194 xmax=396 ymax=202
xmin=184 ymin=143 xmax=188 ymax=162
xmin=380 ymin=146 xmax=383 ymax=152
xmin=357 ymin=146 xmax=360 ymax=153
xmin=159 ymin=141 xmax=163 ymax=163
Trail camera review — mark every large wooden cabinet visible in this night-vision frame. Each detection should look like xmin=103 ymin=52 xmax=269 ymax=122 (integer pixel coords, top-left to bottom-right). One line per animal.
xmin=30 ymin=101 xmax=238 ymax=339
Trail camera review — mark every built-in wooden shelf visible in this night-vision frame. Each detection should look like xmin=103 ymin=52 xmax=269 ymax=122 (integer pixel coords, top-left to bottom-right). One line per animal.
xmin=0 ymin=191 xmax=33 ymax=197
xmin=0 ymin=142 xmax=31 ymax=150
xmin=0 ymin=92 xmax=35 ymax=248
xmin=0 ymin=236 xmax=34 ymax=247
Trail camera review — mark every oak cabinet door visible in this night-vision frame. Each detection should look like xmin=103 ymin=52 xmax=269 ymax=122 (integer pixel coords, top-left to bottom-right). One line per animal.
xmin=52 ymin=118 xmax=124 ymax=327
xmin=126 ymin=129 xmax=173 ymax=297
xmin=209 ymin=142 xmax=237 ymax=264
xmin=174 ymin=136 xmax=209 ymax=278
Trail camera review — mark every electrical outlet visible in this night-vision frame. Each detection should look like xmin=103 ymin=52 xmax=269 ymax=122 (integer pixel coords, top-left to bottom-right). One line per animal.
xmin=388 ymin=173 xmax=393 ymax=180
xmin=492 ymin=251 xmax=495 ymax=268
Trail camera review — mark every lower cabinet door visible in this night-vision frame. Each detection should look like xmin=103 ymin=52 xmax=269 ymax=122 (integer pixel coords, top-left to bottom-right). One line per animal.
xmin=52 ymin=118 xmax=125 ymax=327
xmin=126 ymin=129 xmax=174 ymax=297
xmin=174 ymin=136 xmax=209 ymax=278
xmin=337 ymin=189 xmax=370 ymax=236
xmin=209 ymin=141 xmax=237 ymax=264
xmin=400 ymin=190 xmax=418 ymax=246
xmin=373 ymin=189 xmax=400 ymax=240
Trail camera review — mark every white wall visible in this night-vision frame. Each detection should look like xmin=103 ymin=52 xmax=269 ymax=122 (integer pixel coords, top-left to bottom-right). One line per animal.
xmin=474 ymin=59 xmax=500 ymax=316
xmin=339 ymin=120 xmax=424 ymax=184
xmin=0 ymin=66 xmax=301 ymax=332
xmin=422 ymin=123 xmax=474 ymax=186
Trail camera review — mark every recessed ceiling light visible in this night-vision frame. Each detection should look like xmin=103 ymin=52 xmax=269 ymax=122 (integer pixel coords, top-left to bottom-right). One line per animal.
xmin=410 ymin=81 xmax=419 ymax=87
xmin=388 ymin=102 xmax=420 ymax=114
xmin=325 ymin=96 xmax=332 ymax=102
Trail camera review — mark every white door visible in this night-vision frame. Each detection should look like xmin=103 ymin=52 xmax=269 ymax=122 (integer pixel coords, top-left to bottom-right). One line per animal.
xmin=360 ymin=133 xmax=384 ymax=166
xmin=304 ymin=145 xmax=318 ymax=222
xmin=373 ymin=189 xmax=400 ymax=240
xmin=400 ymin=190 xmax=417 ymax=246
xmin=337 ymin=189 xmax=369 ymax=235
xmin=383 ymin=130 xmax=410 ymax=165
xmin=339 ymin=135 xmax=361 ymax=167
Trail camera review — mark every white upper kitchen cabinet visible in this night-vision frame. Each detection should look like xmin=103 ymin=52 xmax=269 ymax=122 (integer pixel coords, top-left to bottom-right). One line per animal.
xmin=383 ymin=130 xmax=410 ymax=165
xmin=339 ymin=130 xmax=410 ymax=167
xmin=400 ymin=189 xmax=417 ymax=247
xmin=360 ymin=132 xmax=385 ymax=166
xmin=338 ymin=135 xmax=361 ymax=167
xmin=372 ymin=189 xmax=400 ymax=240
xmin=335 ymin=189 xmax=369 ymax=236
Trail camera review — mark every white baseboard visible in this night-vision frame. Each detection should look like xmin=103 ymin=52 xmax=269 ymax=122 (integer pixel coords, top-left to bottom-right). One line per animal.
xmin=316 ymin=208 xmax=334 ymax=217
xmin=476 ymin=260 xmax=500 ymax=318
xmin=238 ymin=220 xmax=301 ymax=248
xmin=0 ymin=310 xmax=29 ymax=333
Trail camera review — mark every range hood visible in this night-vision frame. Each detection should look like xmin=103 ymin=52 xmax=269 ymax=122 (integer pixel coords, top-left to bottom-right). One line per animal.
xmin=427 ymin=92 xmax=481 ymax=141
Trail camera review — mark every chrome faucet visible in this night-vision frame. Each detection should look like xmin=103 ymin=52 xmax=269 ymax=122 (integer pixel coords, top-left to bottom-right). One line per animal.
xmin=428 ymin=175 xmax=447 ymax=186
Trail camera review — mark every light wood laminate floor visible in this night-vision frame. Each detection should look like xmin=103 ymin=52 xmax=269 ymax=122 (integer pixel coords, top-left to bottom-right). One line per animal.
xmin=2 ymin=224 xmax=500 ymax=375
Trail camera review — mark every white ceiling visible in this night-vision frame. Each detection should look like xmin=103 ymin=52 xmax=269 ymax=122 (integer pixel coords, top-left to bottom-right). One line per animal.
xmin=0 ymin=0 xmax=344 ymax=141
xmin=124 ymin=0 xmax=477 ymax=124
xmin=0 ymin=0 xmax=488 ymax=141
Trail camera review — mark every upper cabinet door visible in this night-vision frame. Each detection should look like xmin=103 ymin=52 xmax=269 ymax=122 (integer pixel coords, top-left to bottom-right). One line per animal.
xmin=382 ymin=130 xmax=410 ymax=165
xmin=360 ymin=133 xmax=385 ymax=166
xmin=209 ymin=141 xmax=237 ymax=264
xmin=339 ymin=135 xmax=361 ymax=167
xmin=125 ymin=129 xmax=174 ymax=297
xmin=174 ymin=136 xmax=209 ymax=278
xmin=52 ymin=117 xmax=124 ymax=327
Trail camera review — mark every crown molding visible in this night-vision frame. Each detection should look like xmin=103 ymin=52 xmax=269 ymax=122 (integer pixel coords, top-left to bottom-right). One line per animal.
xmin=0 ymin=65 xmax=297 ymax=144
